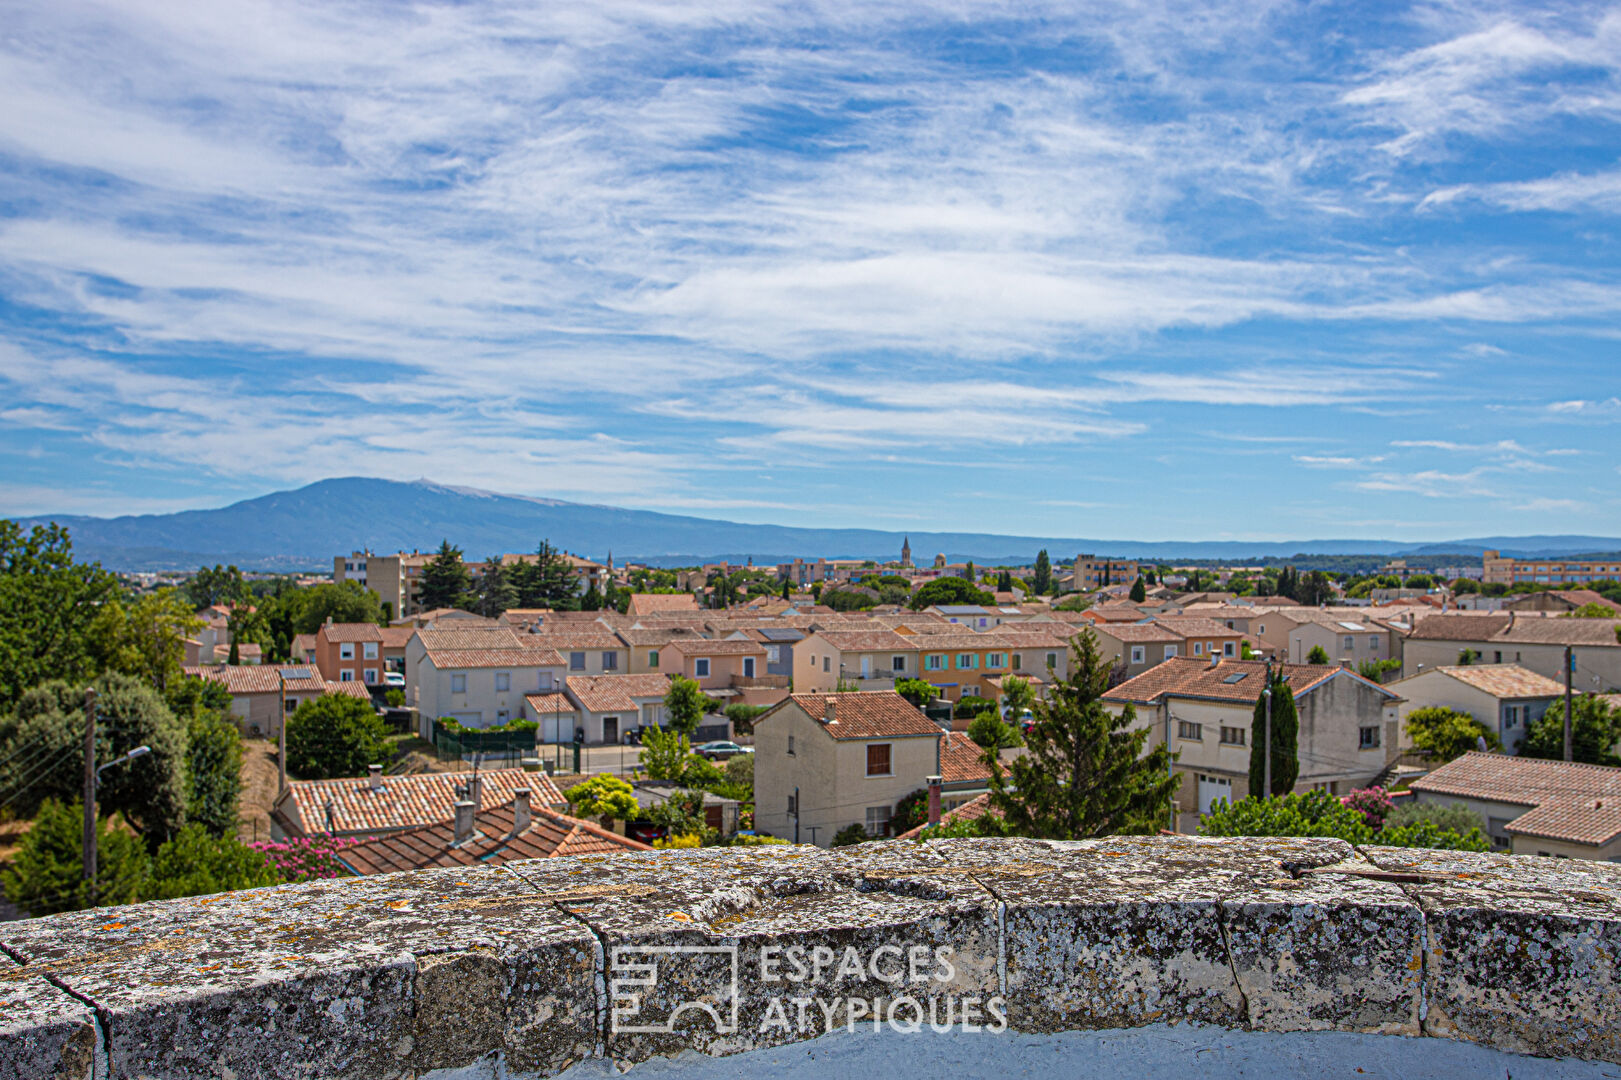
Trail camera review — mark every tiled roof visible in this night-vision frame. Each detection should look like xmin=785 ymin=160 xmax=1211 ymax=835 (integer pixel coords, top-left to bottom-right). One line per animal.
xmin=896 ymin=793 xmax=994 ymax=840
xmin=1102 ymin=657 xmax=1374 ymax=706
xmin=422 ymin=647 xmax=566 ymax=669
xmin=276 ymin=768 xmax=565 ymax=837
xmin=1423 ymin=664 xmax=1568 ymax=699
xmin=939 ymin=731 xmax=991 ymax=784
xmin=526 ymin=632 xmax=627 ymax=650
xmin=290 ymin=633 xmax=317 ymax=656
xmin=1407 ymin=615 xmax=1514 ymax=641
xmin=378 ymin=626 xmax=416 ymax=648
xmin=338 ymin=799 xmax=649 ymax=875
xmin=808 ymin=630 xmax=917 ymax=652
xmin=182 ymin=665 xmax=326 ymax=696
xmin=563 ymin=673 xmax=673 ymax=713
xmin=1411 ymin=751 xmax=1621 ymax=847
xmin=324 ymin=680 xmax=377 ymax=700
xmin=1150 ymin=617 xmax=1245 ymax=638
xmin=524 ymin=691 xmax=574 ymax=714
xmin=627 ymin=593 xmax=701 ymax=615
xmin=416 ymin=626 xmax=524 ymax=652
xmin=1086 ymin=606 xmax=1152 ymax=622
xmin=615 ymin=627 xmax=705 ymax=645
xmin=1088 ymin=622 xmax=1182 ymax=643
xmin=1496 ymin=617 xmax=1621 ymax=647
xmin=319 ymin=623 xmax=384 ymax=644
xmin=662 ymin=639 xmax=766 ymax=655
xmin=765 ymin=692 xmax=943 ymax=740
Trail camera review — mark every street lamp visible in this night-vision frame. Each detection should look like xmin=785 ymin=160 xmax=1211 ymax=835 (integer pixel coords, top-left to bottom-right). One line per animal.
xmin=97 ymin=745 xmax=150 ymax=787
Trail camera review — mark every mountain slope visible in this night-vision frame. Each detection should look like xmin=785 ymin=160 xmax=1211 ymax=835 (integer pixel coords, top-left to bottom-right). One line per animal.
xmin=9 ymin=478 xmax=1618 ymax=571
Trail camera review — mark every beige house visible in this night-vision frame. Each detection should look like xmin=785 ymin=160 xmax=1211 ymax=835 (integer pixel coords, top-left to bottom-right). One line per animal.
xmin=793 ymin=629 xmax=920 ymax=692
xmin=181 ymin=664 xmax=334 ymax=738
xmin=754 ymin=691 xmax=946 ymax=845
xmin=1409 ymin=751 xmax=1621 ymax=859
xmin=524 ymin=672 xmax=674 ymax=744
xmin=405 ymin=626 xmax=566 ymax=735
xmin=1104 ymin=658 xmax=1403 ymax=833
xmin=658 ymin=638 xmax=772 ymax=698
xmin=1387 ymin=664 xmax=1566 ymax=755
xmin=526 ymin=630 xmax=630 ymax=678
xmin=1089 ymin=623 xmax=1185 ymax=680
xmin=616 ymin=626 xmax=705 ymax=674
xmin=1401 ymin=614 xmax=1621 ymax=692
xmin=1150 ymin=617 xmax=1245 ymax=662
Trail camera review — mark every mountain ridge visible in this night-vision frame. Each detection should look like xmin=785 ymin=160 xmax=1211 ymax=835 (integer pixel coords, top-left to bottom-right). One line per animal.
xmin=9 ymin=477 xmax=1618 ymax=572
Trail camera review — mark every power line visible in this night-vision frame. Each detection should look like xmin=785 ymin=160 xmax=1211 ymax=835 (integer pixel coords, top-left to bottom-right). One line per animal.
xmin=0 ymin=745 xmax=79 ymax=810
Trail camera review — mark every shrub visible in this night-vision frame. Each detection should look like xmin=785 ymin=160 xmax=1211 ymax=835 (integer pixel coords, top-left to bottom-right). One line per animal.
xmin=185 ymin=709 xmax=243 ymax=837
xmin=724 ymin=703 xmax=768 ymax=735
xmin=146 ymin=824 xmax=282 ymax=899
xmin=966 ymin=713 xmax=1023 ymax=750
xmin=1305 ymin=645 xmax=1331 ymax=665
xmin=726 ymin=834 xmax=789 ymax=846
xmin=1341 ymin=786 xmax=1394 ymax=830
xmin=891 ymin=788 xmax=929 ymax=834
xmin=1379 ymin=819 xmax=1490 ymax=852
xmin=286 ymin=695 xmax=390 ymax=779
xmin=435 ymin=716 xmax=538 ymax=735
xmin=384 ymin=688 xmax=406 ymax=708
xmin=564 ymin=775 xmax=638 ymax=822
xmin=1383 ymin=799 xmax=1487 ymax=836
xmin=653 ymin=833 xmax=702 ymax=849
xmin=1200 ymin=790 xmax=1372 ymax=843
xmin=723 ymin=752 xmax=753 ymax=789
xmin=0 ymin=800 xmax=149 ymax=915
xmin=894 ymin=678 xmax=935 ymax=707
xmin=1405 ymin=707 xmax=1498 ymax=763
xmin=831 ymin=823 xmax=869 ymax=847
xmin=954 ymin=695 xmax=995 ymax=719
xmin=248 ymin=835 xmax=360 ymax=882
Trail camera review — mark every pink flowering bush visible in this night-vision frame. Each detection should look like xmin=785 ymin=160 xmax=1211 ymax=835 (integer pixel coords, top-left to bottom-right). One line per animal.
xmin=248 ymin=836 xmax=362 ymax=881
xmin=1341 ymin=786 xmax=1394 ymax=830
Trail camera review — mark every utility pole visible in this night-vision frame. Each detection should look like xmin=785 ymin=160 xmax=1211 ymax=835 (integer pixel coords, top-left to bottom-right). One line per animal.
xmin=81 ymin=687 xmax=96 ymax=906
xmin=1564 ymin=645 xmax=1574 ymax=763
xmin=793 ymin=786 xmax=800 ymax=845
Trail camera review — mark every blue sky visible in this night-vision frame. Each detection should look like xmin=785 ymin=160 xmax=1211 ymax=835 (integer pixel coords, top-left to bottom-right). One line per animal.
xmin=1 ymin=1 xmax=1619 ymax=542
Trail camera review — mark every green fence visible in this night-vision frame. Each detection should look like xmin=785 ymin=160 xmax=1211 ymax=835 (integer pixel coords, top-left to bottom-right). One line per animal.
xmin=432 ymin=721 xmax=538 ymax=763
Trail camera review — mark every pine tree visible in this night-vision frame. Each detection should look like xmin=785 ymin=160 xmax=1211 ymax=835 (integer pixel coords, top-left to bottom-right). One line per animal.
xmin=1033 ymin=550 xmax=1052 ymax=594
xmin=780 ymin=579 xmax=791 ymax=600
xmin=475 ymin=556 xmax=517 ymax=617
xmin=1129 ymin=577 xmax=1146 ymax=603
xmin=1248 ymin=668 xmax=1300 ymax=799
xmin=419 ymin=540 xmax=472 ymax=611
xmin=580 ymin=582 xmax=603 ymax=611
xmin=984 ymin=629 xmax=1179 ymax=838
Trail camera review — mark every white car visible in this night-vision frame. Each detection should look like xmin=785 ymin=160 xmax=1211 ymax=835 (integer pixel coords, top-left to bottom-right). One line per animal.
xmin=383 ymin=672 xmax=406 ymax=688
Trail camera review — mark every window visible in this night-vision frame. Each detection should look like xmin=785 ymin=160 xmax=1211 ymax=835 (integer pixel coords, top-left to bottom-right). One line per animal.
xmin=956 ymin=654 xmax=977 ymax=670
xmin=284 ymin=697 xmax=298 ymax=713
xmin=496 ymin=709 xmax=510 ymax=724
xmin=1131 ymin=646 xmax=1146 ymax=665
xmin=1359 ymin=725 xmax=1381 ymax=750
xmin=767 ymin=645 xmax=781 ymax=663
xmin=823 ymin=656 xmax=830 ymax=673
xmin=495 ymin=672 xmax=510 ymax=692
xmin=1193 ymin=642 xmax=1204 ymax=656
xmin=363 ymin=668 xmax=378 ymax=684
xmin=866 ymin=743 xmax=892 ymax=776
xmin=602 ymin=651 xmax=618 ymax=671
xmin=1046 ymin=652 xmax=1058 ymax=669
xmin=892 ymin=655 xmax=907 ymax=672
xmin=1220 ymin=726 xmax=1246 ymax=746
xmin=1343 ymin=636 xmax=1356 ymax=652
xmin=788 ymin=793 xmax=797 ymax=814
xmin=363 ymin=642 xmax=378 ymax=659
xmin=865 ymin=806 xmax=891 ymax=837
xmin=1011 ymin=654 xmax=1022 ymax=670
xmin=743 ymin=657 xmax=756 ymax=678
xmin=925 ymin=654 xmax=945 ymax=671
xmin=1223 ymin=642 xmax=1235 ymax=657
xmin=1503 ymin=705 xmax=1520 ymax=729
xmin=1258 ymin=624 xmax=1266 ymax=635
xmin=1178 ymin=720 xmax=1203 ymax=740
xmin=451 ymin=673 xmax=466 ymax=694
xmin=340 ymin=643 xmax=355 ymax=660
xmin=1370 ymin=636 xmax=1379 ymax=651
xmin=695 ymin=658 xmax=711 ymax=678
xmin=987 ymin=653 xmax=1006 ymax=669
xmin=1487 ymin=817 xmax=1513 ymax=850
xmin=339 ymin=669 xmax=353 ymax=682
xmin=787 ymin=735 xmax=795 ymax=756
xmin=570 ymin=652 xmax=586 ymax=671
xmin=1164 ymin=645 xmax=1177 ymax=660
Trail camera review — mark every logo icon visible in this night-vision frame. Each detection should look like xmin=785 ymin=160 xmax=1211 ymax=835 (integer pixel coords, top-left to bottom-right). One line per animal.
xmin=609 ymin=944 xmax=740 ymax=1034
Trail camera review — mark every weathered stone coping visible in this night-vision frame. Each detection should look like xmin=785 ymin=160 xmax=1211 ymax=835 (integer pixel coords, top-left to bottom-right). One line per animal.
xmin=0 ymin=836 xmax=1615 ymax=1078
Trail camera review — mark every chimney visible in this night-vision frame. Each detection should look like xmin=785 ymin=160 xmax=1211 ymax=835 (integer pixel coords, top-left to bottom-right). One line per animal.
xmin=1209 ymin=652 xmax=1219 ymax=669
xmin=453 ymin=800 xmax=476 ymax=845
xmin=325 ymin=615 xmax=333 ymax=627
xmin=468 ymin=774 xmax=482 ymax=814
xmin=324 ymin=800 xmax=336 ymax=835
xmin=1340 ymin=658 xmax=1353 ymax=670
xmin=824 ymin=699 xmax=837 ymax=723
xmin=368 ymin=763 xmax=383 ymax=793
xmin=926 ymin=775 xmax=942 ymax=826
xmin=513 ymin=787 xmax=532 ymax=833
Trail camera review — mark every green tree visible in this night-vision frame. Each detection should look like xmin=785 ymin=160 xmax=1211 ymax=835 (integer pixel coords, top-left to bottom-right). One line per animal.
xmin=638 ymin=724 xmax=695 ymax=781
xmin=1518 ymin=696 xmax=1621 ymax=766
xmin=475 ymin=555 xmax=518 ymax=618
xmin=1384 ymin=799 xmax=1487 ymax=835
xmin=894 ymin=678 xmax=935 ymax=707
xmin=565 ymin=774 xmax=638 ymax=824
xmin=1129 ymin=578 xmax=1147 ymax=603
xmin=983 ymin=629 xmax=1178 ymax=839
xmin=146 ymin=824 xmax=280 ymax=900
xmin=1032 ymin=550 xmax=1052 ymax=595
xmin=284 ymin=695 xmax=390 ymax=779
xmin=1405 ymin=706 xmax=1499 ymax=763
xmin=1201 ymin=789 xmax=1371 ymax=843
xmin=663 ymin=676 xmax=707 ymax=737
xmin=0 ymin=799 xmax=150 ymax=915
xmin=184 ymin=564 xmax=250 ymax=610
xmin=0 ymin=522 xmax=119 ymax=712
xmin=282 ymin=581 xmax=385 ymax=636
xmin=967 ymin=713 xmax=1024 ymax=750
xmin=418 ymin=540 xmax=472 ymax=611
xmin=780 ymin=579 xmax=791 ymax=600
xmin=1378 ymin=819 xmax=1490 ymax=851
xmin=1 ymin=673 xmax=189 ymax=842
xmin=185 ymin=709 xmax=244 ymax=837
xmin=891 ymin=788 xmax=930 ymax=835
xmin=1457 ymin=648 xmax=1480 ymax=666
xmin=580 ymin=582 xmax=604 ymax=611
xmin=999 ymin=675 xmax=1035 ymax=719
xmin=166 ymin=674 xmax=232 ymax=719
xmin=832 ymin=823 xmax=870 ymax=846
xmin=1562 ymin=602 xmax=1619 ymax=619
xmin=909 ymin=577 xmax=995 ymax=611
xmin=1248 ymin=669 xmax=1299 ymax=799
xmin=513 ymin=540 xmax=579 ymax=611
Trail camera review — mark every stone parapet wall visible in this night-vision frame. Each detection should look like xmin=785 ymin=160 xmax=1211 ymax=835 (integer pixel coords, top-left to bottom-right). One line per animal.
xmin=1 ymin=836 xmax=1618 ymax=1078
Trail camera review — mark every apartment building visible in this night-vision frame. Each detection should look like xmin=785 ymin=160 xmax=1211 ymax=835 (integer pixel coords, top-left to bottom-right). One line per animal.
xmin=1072 ymin=554 xmax=1140 ymax=591
xmin=1482 ymin=550 xmax=1621 ymax=586
xmin=1401 ymin=614 xmax=1621 ymax=692
xmin=334 ymin=550 xmax=431 ymax=618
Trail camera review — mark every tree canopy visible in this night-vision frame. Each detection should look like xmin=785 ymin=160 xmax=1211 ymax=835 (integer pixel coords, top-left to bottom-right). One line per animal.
xmin=909 ymin=576 xmax=995 ymax=610
xmin=1405 ymin=706 xmax=1499 ymax=763
xmin=284 ymin=695 xmax=390 ymax=779
xmin=0 ymin=521 xmax=119 ymax=713
xmin=663 ymin=676 xmax=707 ymax=737
xmin=418 ymin=540 xmax=472 ymax=611
xmin=1248 ymin=669 xmax=1299 ymax=799
xmin=1518 ymin=696 xmax=1621 ymax=767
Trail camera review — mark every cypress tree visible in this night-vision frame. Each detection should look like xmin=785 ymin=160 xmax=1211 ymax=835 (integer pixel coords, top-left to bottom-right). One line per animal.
xmin=1248 ymin=668 xmax=1300 ymax=799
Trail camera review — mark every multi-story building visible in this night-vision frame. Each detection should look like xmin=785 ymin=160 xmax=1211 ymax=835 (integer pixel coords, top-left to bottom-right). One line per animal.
xmin=1072 ymin=554 xmax=1140 ymax=591
xmin=1482 ymin=550 xmax=1621 ymax=586
xmin=334 ymin=550 xmax=431 ymax=619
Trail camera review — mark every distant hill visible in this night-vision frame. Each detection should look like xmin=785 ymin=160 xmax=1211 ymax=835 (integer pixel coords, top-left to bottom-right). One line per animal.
xmin=8 ymin=477 xmax=1619 ymax=572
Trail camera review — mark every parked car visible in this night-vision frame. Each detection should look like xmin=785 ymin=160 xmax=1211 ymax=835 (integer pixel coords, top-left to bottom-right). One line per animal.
xmin=383 ymin=671 xmax=406 ymax=688
xmin=694 ymin=740 xmax=753 ymax=761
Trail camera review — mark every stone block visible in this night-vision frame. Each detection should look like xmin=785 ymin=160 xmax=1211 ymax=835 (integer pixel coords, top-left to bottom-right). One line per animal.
xmin=1362 ymin=846 xmax=1621 ymax=1062
xmin=0 ymin=953 xmax=99 ymax=1080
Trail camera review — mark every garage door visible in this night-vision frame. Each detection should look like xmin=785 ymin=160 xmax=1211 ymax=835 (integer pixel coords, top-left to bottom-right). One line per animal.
xmin=1197 ymin=773 xmax=1233 ymax=815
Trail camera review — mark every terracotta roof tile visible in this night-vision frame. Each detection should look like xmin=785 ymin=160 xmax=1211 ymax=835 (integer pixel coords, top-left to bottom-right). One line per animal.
xmin=324 ymin=680 xmax=377 ymax=700
xmin=765 ymin=691 xmax=941 ymax=740
xmin=662 ymin=639 xmax=766 ymax=656
xmin=628 ymin=594 xmax=701 ymax=615
xmin=1411 ymin=751 xmax=1621 ymax=847
xmin=561 ymin=674 xmax=673 ymax=714
xmin=1102 ymin=657 xmax=1380 ymax=706
xmin=805 ymin=630 xmax=917 ymax=652
xmin=423 ymin=648 xmax=566 ymax=668
xmin=415 ymin=626 xmax=525 ymax=652
xmin=277 ymin=768 xmax=564 ymax=837
xmin=182 ymin=665 xmax=327 ymax=696
xmin=525 ymin=631 xmax=626 ymax=650
xmin=939 ymin=731 xmax=991 ymax=784
xmin=1419 ymin=664 xmax=1568 ymax=699
xmin=319 ymin=623 xmax=384 ymax=644
xmin=896 ymin=793 xmax=995 ymax=840
xmin=338 ymin=799 xmax=648 ymax=874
